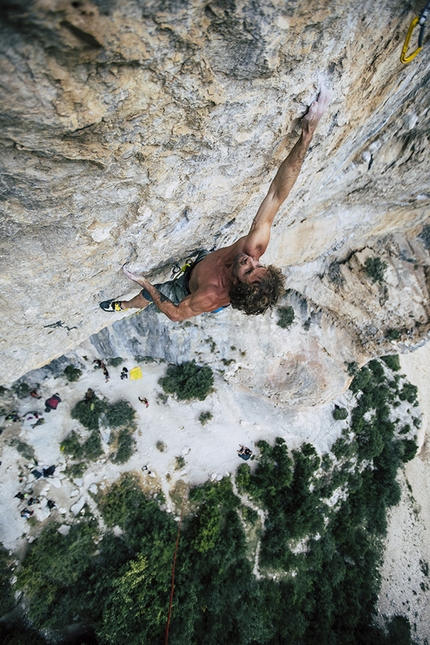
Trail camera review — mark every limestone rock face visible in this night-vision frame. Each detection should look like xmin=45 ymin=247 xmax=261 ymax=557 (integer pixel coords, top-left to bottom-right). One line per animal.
xmin=1 ymin=0 xmax=429 ymax=385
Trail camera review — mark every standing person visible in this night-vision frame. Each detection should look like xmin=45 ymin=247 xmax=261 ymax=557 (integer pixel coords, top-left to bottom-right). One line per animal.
xmin=100 ymin=87 xmax=331 ymax=320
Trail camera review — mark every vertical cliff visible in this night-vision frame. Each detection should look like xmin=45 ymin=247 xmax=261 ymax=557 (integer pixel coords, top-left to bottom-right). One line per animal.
xmin=1 ymin=0 xmax=429 ymax=384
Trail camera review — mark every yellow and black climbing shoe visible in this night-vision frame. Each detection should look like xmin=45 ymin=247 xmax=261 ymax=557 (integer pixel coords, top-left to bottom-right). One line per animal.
xmin=100 ymin=299 xmax=123 ymax=312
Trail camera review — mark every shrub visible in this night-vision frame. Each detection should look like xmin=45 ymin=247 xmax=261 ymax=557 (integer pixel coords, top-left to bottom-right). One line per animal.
xmin=368 ymin=359 xmax=385 ymax=380
xmin=134 ymin=355 xmax=156 ymax=363
xmin=381 ymin=355 xmax=401 ymax=371
xmin=9 ymin=438 xmax=35 ymax=461
xmin=156 ymin=440 xmax=166 ymax=452
xmin=107 ymin=357 xmax=123 ymax=367
xmin=111 ymin=429 xmax=135 ymax=464
xmin=349 ymin=367 xmax=371 ymax=393
xmin=64 ymin=462 xmax=86 ymax=479
xmin=199 ymin=411 xmax=213 ymax=425
xmin=61 ymin=430 xmax=84 ymax=458
xmin=331 ymin=437 xmax=357 ymax=459
xmin=82 ymin=430 xmax=103 ymax=460
xmin=0 ymin=547 xmax=15 ymax=616
xmin=398 ymin=383 xmax=418 ymax=404
xmin=11 ymin=381 xmax=31 ymax=399
xmin=333 ymin=407 xmax=348 ymax=421
xmin=159 ymin=361 xmax=214 ymax=401
xmin=386 ymin=328 xmax=401 ymax=340
xmin=365 ymin=257 xmax=387 ymax=283
xmin=175 ymin=455 xmax=185 ymax=470
xmin=346 ymin=361 xmax=359 ymax=376
xmin=71 ymin=395 xmax=108 ymax=430
xmin=105 ymin=400 xmax=136 ymax=428
xmin=277 ymin=306 xmax=295 ymax=329
xmin=64 ymin=365 xmax=82 ymax=382
xmin=61 ymin=429 xmax=103 ymax=461
xmin=400 ymin=438 xmax=418 ymax=463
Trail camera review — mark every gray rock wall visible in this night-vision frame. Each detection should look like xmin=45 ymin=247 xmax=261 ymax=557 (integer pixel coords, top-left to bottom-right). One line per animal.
xmin=1 ymin=0 xmax=429 ymax=384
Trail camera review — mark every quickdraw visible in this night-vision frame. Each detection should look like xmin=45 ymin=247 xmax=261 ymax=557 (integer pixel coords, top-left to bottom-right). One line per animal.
xmin=401 ymin=0 xmax=430 ymax=63
xmin=170 ymin=257 xmax=193 ymax=279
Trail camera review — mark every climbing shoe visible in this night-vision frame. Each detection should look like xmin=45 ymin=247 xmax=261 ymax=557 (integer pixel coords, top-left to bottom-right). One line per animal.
xmin=100 ymin=299 xmax=123 ymax=312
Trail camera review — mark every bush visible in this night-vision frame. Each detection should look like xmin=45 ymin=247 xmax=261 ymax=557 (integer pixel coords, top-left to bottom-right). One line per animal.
xmin=277 ymin=306 xmax=295 ymax=329
xmin=175 ymin=455 xmax=185 ymax=469
xmin=365 ymin=257 xmax=387 ymax=283
xmin=159 ymin=361 xmax=214 ymax=401
xmin=386 ymin=328 xmax=401 ymax=340
xmin=398 ymin=382 xmax=418 ymax=404
xmin=111 ymin=429 xmax=135 ymax=464
xmin=105 ymin=400 xmax=136 ymax=428
xmin=82 ymin=430 xmax=103 ymax=460
xmin=11 ymin=381 xmax=31 ymax=399
xmin=107 ymin=357 xmax=123 ymax=367
xmin=368 ymin=359 xmax=385 ymax=380
xmin=61 ymin=429 xmax=103 ymax=461
xmin=64 ymin=462 xmax=86 ymax=479
xmin=71 ymin=395 xmax=108 ymax=430
xmin=9 ymin=438 xmax=35 ymax=461
xmin=381 ymin=355 xmax=401 ymax=371
xmin=0 ymin=547 xmax=15 ymax=616
xmin=346 ymin=361 xmax=359 ymax=376
xmin=199 ymin=411 xmax=213 ymax=425
xmin=64 ymin=365 xmax=82 ymax=382
xmin=400 ymin=438 xmax=418 ymax=463
xmin=333 ymin=406 xmax=348 ymax=421
xmin=350 ymin=367 xmax=371 ymax=393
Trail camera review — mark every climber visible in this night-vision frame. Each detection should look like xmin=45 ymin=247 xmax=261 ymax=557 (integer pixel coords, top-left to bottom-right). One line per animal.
xmin=100 ymin=86 xmax=331 ymax=321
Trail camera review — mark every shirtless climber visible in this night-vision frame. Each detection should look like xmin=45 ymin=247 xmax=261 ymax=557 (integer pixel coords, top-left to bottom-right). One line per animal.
xmin=100 ymin=87 xmax=331 ymax=322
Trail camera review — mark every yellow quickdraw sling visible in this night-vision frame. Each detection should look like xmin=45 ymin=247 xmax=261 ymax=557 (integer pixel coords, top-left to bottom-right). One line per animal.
xmin=401 ymin=0 xmax=430 ymax=63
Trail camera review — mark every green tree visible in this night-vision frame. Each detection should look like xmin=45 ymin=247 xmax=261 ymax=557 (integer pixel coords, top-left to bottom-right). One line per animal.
xmin=159 ymin=361 xmax=214 ymax=401
xmin=105 ymin=400 xmax=135 ymax=428
xmin=71 ymin=395 xmax=108 ymax=430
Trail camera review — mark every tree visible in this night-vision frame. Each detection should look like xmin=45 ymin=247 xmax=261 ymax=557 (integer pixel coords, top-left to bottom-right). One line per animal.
xmin=159 ymin=361 xmax=214 ymax=401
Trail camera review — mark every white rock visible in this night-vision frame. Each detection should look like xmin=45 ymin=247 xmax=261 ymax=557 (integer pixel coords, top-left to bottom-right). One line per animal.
xmin=71 ymin=497 xmax=86 ymax=515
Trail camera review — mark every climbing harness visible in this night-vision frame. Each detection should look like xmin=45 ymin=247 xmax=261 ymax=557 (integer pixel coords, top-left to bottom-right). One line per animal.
xmin=400 ymin=0 xmax=430 ymax=63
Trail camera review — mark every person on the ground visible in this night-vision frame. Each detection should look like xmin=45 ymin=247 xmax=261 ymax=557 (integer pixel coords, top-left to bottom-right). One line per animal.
xmin=45 ymin=394 xmax=61 ymax=413
xmin=84 ymin=388 xmax=95 ymax=403
xmin=100 ymin=87 xmax=331 ymax=321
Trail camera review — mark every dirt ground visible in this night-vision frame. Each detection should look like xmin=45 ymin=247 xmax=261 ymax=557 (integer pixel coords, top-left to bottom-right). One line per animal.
xmin=377 ymin=342 xmax=430 ymax=643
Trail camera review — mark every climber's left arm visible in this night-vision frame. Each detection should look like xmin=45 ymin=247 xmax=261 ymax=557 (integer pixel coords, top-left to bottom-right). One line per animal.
xmin=137 ymin=278 xmax=223 ymax=322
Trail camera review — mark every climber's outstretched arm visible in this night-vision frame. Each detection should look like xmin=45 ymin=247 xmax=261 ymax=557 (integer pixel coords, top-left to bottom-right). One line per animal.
xmin=243 ymin=86 xmax=331 ymax=258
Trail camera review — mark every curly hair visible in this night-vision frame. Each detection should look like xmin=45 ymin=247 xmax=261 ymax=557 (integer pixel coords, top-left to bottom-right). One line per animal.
xmin=229 ymin=265 xmax=285 ymax=315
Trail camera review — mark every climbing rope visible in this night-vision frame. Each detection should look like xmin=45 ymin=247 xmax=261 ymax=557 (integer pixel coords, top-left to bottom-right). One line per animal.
xmin=400 ymin=0 xmax=430 ymax=63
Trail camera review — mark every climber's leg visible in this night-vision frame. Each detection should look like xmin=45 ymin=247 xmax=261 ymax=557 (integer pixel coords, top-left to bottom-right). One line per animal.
xmin=121 ymin=292 xmax=151 ymax=310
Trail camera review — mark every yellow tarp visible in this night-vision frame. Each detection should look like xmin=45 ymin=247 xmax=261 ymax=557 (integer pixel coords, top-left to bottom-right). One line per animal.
xmin=129 ymin=366 xmax=143 ymax=380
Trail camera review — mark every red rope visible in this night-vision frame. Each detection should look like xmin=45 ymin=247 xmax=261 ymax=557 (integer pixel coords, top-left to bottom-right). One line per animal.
xmin=165 ymin=508 xmax=183 ymax=645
